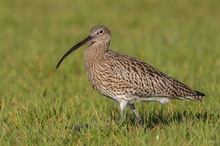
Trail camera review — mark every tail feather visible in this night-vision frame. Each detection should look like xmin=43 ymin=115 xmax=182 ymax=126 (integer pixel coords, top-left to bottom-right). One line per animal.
xmin=195 ymin=90 xmax=205 ymax=96
xmin=195 ymin=90 xmax=205 ymax=101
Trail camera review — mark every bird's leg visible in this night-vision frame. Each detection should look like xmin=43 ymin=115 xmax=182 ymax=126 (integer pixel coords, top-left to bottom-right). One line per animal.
xmin=129 ymin=104 xmax=143 ymax=125
xmin=159 ymin=104 xmax=164 ymax=118
xmin=119 ymin=100 xmax=128 ymax=125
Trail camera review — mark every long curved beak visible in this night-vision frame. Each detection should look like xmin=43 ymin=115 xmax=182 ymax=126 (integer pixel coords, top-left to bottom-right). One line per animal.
xmin=56 ymin=35 xmax=93 ymax=68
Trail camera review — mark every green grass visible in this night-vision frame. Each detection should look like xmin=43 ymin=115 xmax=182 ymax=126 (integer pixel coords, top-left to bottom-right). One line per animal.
xmin=0 ymin=0 xmax=220 ymax=145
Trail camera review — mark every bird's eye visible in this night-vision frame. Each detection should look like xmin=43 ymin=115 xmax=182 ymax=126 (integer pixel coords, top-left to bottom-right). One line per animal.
xmin=99 ymin=30 xmax=103 ymax=33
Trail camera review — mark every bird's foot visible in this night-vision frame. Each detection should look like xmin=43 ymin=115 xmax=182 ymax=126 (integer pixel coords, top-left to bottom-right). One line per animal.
xmin=137 ymin=117 xmax=144 ymax=127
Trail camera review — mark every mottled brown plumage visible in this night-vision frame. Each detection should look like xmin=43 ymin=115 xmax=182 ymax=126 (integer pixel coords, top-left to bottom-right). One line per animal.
xmin=56 ymin=25 xmax=205 ymax=125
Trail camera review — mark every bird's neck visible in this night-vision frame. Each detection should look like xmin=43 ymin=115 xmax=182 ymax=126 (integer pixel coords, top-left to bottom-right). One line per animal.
xmin=85 ymin=41 xmax=109 ymax=61
xmin=84 ymin=41 xmax=110 ymax=65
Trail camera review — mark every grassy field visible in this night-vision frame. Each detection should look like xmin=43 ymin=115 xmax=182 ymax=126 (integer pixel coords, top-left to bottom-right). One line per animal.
xmin=0 ymin=0 xmax=220 ymax=145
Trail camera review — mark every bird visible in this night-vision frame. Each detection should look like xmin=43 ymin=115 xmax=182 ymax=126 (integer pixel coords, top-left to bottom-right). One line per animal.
xmin=56 ymin=25 xmax=205 ymax=125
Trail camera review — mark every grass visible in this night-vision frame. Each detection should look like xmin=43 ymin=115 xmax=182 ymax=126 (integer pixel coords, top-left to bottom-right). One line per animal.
xmin=0 ymin=0 xmax=220 ymax=145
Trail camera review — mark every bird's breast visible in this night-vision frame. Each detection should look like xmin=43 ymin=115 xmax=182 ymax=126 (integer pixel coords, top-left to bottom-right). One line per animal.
xmin=84 ymin=59 xmax=115 ymax=97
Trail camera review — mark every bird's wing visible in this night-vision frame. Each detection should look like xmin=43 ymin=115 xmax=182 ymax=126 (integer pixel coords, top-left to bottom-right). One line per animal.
xmin=105 ymin=51 xmax=204 ymax=100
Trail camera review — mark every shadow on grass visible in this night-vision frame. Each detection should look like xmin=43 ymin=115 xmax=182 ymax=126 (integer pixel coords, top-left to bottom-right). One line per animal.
xmin=126 ymin=110 xmax=219 ymax=129
xmin=71 ymin=110 xmax=219 ymax=132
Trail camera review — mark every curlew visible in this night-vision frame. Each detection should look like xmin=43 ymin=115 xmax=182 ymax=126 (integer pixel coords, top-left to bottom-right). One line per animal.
xmin=56 ymin=25 xmax=205 ymax=125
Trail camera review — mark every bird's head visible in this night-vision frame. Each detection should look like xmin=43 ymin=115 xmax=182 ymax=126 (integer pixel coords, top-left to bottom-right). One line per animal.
xmin=56 ymin=25 xmax=111 ymax=68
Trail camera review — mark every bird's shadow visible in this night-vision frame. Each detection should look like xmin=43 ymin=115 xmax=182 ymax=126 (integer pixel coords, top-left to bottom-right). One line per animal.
xmin=124 ymin=110 xmax=218 ymax=129
xmin=70 ymin=108 xmax=218 ymax=132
